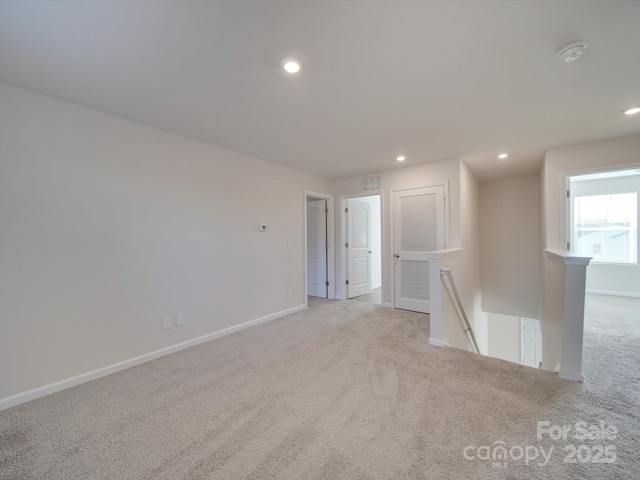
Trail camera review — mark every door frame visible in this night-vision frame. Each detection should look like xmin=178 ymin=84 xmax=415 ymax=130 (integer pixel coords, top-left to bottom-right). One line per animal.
xmin=304 ymin=191 xmax=335 ymax=306
xmin=390 ymin=182 xmax=450 ymax=309
xmin=338 ymin=192 xmax=383 ymax=301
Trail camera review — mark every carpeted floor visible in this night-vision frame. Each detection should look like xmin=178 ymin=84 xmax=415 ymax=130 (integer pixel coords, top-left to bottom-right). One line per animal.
xmin=1 ymin=294 xmax=638 ymax=479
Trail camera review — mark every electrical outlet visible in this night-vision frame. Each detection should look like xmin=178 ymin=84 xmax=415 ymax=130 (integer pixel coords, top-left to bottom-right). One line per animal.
xmin=176 ymin=313 xmax=184 ymax=326
xmin=287 ymin=288 xmax=292 ymax=297
xmin=163 ymin=316 xmax=171 ymax=330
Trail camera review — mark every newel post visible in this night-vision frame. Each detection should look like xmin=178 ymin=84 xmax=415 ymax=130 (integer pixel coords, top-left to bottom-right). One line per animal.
xmin=559 ymin=254 xmax=592 ymax=382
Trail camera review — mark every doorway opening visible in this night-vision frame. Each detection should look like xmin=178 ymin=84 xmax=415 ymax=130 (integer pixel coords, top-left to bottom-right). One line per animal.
xmin=343 ymin=194 xmax=382 ymax=305
xmin=305 ymin=192 xmax=334 ymax=304
xmin=567 ymin=168 xmax=640 ymax=297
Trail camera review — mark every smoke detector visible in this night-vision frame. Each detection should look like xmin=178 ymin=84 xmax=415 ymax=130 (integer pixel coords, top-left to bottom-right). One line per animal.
xmin=556 ymin=42 xmax=587 ymax=63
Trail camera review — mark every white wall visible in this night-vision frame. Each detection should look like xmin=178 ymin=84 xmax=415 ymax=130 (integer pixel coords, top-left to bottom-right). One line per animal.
xmin=440 ymin=253 xmax=471 ymax=350
xmin=458 ymin=161 xmax=485 ymax=354
xmin=480 ymin=176 xmax=540 ymax=318
xmin=0 ymin=83 xmax=332 ymax=401
xmin=540 ymin=252 xmax=566 ymax=371
xmin=440 ymin=162 xmax=483 ymax=355
xmin=570 ymin=174 xmax=640 ymax=297
xmin=487 ymin=313 xmax=520 ymax=364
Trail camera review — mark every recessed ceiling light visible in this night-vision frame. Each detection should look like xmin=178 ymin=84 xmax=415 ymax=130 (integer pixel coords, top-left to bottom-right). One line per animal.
xmin=396 ymin=156 xmax=406 ymax=162
xmin=624 ymin=106 xmax=640 ymax=115
xmin=283 ymin=59 xmax=301 ymax=74
xmin=498 ymin=153 xmax=509 ymax=159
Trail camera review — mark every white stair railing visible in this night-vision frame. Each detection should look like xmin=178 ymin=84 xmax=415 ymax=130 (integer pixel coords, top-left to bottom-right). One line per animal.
xmin=440 ymin=268 xmax=480 ymax=354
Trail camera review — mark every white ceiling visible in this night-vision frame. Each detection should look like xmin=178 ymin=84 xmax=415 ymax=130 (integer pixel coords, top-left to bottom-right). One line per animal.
xmin=1 ymin=1 xmax=639 ymax=182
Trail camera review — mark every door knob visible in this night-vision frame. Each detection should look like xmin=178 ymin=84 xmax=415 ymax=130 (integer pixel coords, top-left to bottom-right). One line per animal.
xmin=394 ymin=253 xmax=400 ymax=258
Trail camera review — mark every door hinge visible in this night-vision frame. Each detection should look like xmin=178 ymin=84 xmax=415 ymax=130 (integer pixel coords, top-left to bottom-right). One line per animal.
xmin=345 ymin=242 xmax=349 ymax=248
xmin=345 ymin=207 xmax=348 ymax=213
xmin=567 ymin=190 xmax=570 ymax=198
xmin=326 ymin=281 xmax=330 ymax=286
xmin=346 ymin=280 xmax=349 ymax=285
xmin=567 ymin=242 xmax=571 ymax=250
xmin=325 ymin=208 xmax=329 ymax=214
xmin=325 ymin=243 xmax=328 ymax=250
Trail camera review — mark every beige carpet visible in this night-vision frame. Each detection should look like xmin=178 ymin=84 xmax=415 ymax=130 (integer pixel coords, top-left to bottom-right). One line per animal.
xmin=1 ymin=295 xmax=639 ymax=479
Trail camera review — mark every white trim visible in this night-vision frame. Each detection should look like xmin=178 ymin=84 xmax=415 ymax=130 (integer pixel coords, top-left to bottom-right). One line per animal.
xmin=381 ymin=302 xmax=393 ymax=308
xmin=429 ymin=338 xmax=444 ymax=348
xmin=0 ymin=304 xmax=306 ymax=411
xmin=586 ymin=289 xmax=640 ymax=298
xmin=304 ymin=191 xmax=335 ymax=304
xmin=544 ymin=249 xmax=592 ymax=266
xmin=520 ymin=317 xmax=526 ymax=365
xmin=427 ymin=248 xmax=463 ymax=260
xmin=371 ymin=283 xmax=382 ymax=290
xmin=559 ymin=369 xmax=584 ymax=382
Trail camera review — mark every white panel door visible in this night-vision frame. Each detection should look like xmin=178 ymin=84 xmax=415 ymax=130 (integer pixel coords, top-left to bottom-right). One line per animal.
xmin=521 ymin=318 xmax=542 ymax=368
xmin=347 ymin=199 xmax=372 ymax=298
xmin=393 ymin=186 xmax=445 ymax=313
xmin=307 ymin=199 xmax=327 ymax=298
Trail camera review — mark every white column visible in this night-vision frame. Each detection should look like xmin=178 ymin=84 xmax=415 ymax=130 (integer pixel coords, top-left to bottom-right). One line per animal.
xmin=544 ymin=250 xmax=591 ymax=381
xmin=559 ymin=256 xmax=592 ymax=381
xmin=427 ymin=253 xmax=444 ymax=347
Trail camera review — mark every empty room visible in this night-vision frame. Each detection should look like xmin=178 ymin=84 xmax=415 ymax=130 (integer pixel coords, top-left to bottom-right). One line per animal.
xmin=1 ymin=1 xmax=639 ymax=479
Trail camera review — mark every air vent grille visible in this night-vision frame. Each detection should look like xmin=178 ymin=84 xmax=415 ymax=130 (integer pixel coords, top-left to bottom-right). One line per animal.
xmin=364 ymin=175 xmax=381 ymax=191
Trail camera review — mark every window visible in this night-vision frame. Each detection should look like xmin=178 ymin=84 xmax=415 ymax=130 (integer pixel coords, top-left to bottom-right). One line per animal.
xmin=573 ymin=192 xmax=637 ymax=263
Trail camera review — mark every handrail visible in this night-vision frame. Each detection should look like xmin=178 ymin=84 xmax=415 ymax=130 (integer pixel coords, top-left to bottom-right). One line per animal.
xmin=440 ymin=268 xmax=480 ymax=354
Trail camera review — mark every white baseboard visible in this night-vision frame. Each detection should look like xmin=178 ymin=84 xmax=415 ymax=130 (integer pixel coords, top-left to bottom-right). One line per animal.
xmin=429 ymin=338 xmax=444 ymax=348
xmin=559 ymin=369 xmax=584 ymax=382
xmin=586 ymin=289 xmax=640 ymax=298
xmin=371 ymin=283 xmax=382 ymax=290
xmin=0 ymin=304 xmax=306 ymax=412
xmin=381 ymin=302 xmax=393 ymax=309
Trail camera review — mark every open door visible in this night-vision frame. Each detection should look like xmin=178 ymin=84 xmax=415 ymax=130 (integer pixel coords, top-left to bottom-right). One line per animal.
xmin=346 ymin=199 xmax=372 ymax=299
xmin=307 ymin=199 xmax=328 ymax=298
xmin=393 ymin=185 xmax=445 ymax=313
